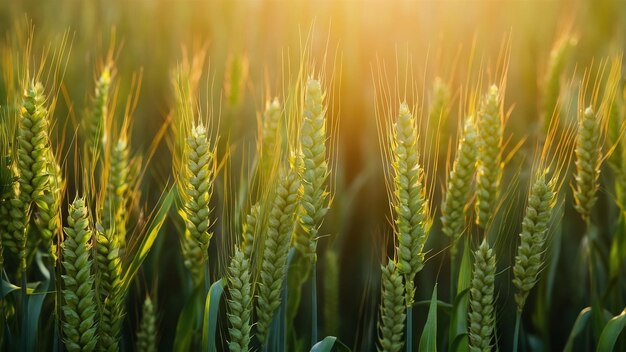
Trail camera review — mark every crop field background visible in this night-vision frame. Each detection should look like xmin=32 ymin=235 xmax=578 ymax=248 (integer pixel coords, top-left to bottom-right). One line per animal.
xmin=1 ymin=0 xmax=626 ymax=351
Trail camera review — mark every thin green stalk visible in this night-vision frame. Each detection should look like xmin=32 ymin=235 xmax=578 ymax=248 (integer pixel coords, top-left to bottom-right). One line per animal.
xmin=406 ymin=305 xmax=413 ymax=352
xmin=311 ymin=262 xmax=317 ymax=346
xmin=513 ymin=311 xmax=521 ymax=352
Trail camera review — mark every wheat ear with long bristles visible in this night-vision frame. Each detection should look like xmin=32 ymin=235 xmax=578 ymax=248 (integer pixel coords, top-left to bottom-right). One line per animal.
xmin=391 ymin=102 xmax=430 ymax=304
xmin=86 ymin=64 xmax=112 ymax=155
xmin=377 ymin=260 xmax=406 ymax=352
xmin=255 ymin=168 xmax=301 ymax=343
xmin=102 ymin=138 xmax=130 ymax=249
xmin=241 ymin=202 xmax=259 ymax=260
xmin=573 ymin=107 xmax=601 ymax=224
xmin=441 ymin=115 xmax=478 ymax=256
xmin=34 ymin=154 xmax=63 ymax=261
xmin=475 ymin=85 xmax=503 ymax=229
xmin=61 ymin=197 xmax=98 ymax=352
xmin=468 ymin=240 xmax=496 ymax=352
xmin=512 ymin=169 xmax=556 ymax=311
xmin=295 ymin=78 xmax=329 ymax=261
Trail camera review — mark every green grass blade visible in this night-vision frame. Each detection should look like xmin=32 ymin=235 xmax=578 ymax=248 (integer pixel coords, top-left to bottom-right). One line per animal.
xmin=449 ymin=289 xmax=470 ymax=352
xmin=563 ymin=307 xmax=591 ymax=352
xmin=202 ymin=278 xmax=224 ymax=352
xmin=419 ymin=284 xmax=438 ymax=352
xmin=310 ymin=336 xmax=351 ymax=352
xmin=596 ymin=309 xmax=626 ymax=352
xmin=121 ymin=186 xmax=174 ymax=291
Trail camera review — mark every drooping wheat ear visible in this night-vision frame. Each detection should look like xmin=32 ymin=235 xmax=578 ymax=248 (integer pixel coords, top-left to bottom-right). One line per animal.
xmin=179 ymin=123 xmax=215 ymax=262
xmin=102 ymin=138 xmax=130 ymax=249
xmin=259 ymin=98 xmax=282 ymax=174
xmin=468 ymin=240 xmax=496 ymax=352
xmin=377 ymin=260 xmax=406 ymax=352
xmin=61 ymin=197 xmax=98 ymax=352
xmin=136 ymin=295 xmax=157 ymax=352
xmin=542 ymin=37 xmax=576 ymax=133
xmin=255 ymin=168 xmax=301 ymax=343
xmin=391 ymin=103 xmax=430 ymax=304
xmin=35 ymin=154 xmax=63 ymax=261
xmin=227 ymin=248 xmax=252 ymax=352
xmin=87 ymin=64 xmax=112 ymax=154
xmin=512 ymin=170 xmax=556 ymax=311
xmin=441 ymin=116 xmax=478 ymax=256
xmin=475 ymin=85 xmax=503 ymax=229
xmin=14 ymin=81 xmax=53 ymax=269
xmin=241 ymin=202 xmax=260 ymax=260
xmin=95 ymin=226 xmax=124 ymax=351
xmin=295 ymin=78 xmax=330 ymax=261
xmin=573 ymin=107 xmax=601 ymax=224
xmin=323 ymin=249 xmax=339 ymax=336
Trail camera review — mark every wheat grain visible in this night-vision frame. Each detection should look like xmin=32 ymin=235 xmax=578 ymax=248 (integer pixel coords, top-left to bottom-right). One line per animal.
xmin=136 ymin=295 xmax=157 ymax=352
xmin=468 ymin=240 xmax=496 ymax=352
xmin=227 ymin=248 xmax=252 ymax=352
xmin=377 ymin=260 xmax=405 ymax=352
xmin=573 ymin=107 xmax=601 ymax=223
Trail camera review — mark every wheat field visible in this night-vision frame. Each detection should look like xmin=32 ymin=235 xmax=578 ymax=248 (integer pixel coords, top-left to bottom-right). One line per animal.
xmin=1 ymin=1 xmax=626 ymax=351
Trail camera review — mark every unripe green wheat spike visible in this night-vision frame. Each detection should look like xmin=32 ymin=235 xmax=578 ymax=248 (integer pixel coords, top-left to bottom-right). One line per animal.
xmin=61 ymin=197 xmax=98 ymax=352
xmin=87 ymin=65 xmax=112 ymax=154
xmin=181 ymin=233 xmax=205 ymax=286
xmin=441 ymin=116 xmax=478 ymax=256
xmin=377 ymin=260 xmax=406 ymax=352
xmin=259 ymin=98 xmax=283 ymax=175
xmin=227 ymin=248 xmax=253 ymax=352
xmin=296 ymin=78 xmax=330 ymax=260
xmin=103 ymin=138 xmax=130 ymax=249
xmin=468 ymin=240 xmax=496 ymax=352
xmin=255 ymin=169 xmax=301 ymax=343
xmin=475 ymin=85 xmax=503 ymax=229
xmin=95 ymin=226 xmax=124 ymax=351
xmin=512 ymin=170 xmax=556 ymax=311
xmin=14 ymin=81 xmax=53 ymax=270
xmin=573 ymin=107 xmax=601 ymax=224
xmin=136 ymin=296 xmax=157 ymax=352
xmin=241 ymin=202 xmax=259 ymax=260
xmin=391 ymin=103 xmax=430 ymax=303
xmin=35 ymin=155 xmax=63 ymax=261
xmin=180 ymin=123 xmax=215 ymax=262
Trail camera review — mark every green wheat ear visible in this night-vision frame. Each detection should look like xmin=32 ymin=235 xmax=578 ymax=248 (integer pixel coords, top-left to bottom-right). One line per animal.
xmin=95 ymin=226 xmax=124 ymax=351
xmin=227 ymin=248 xmax=252 ymax=352
xmin=180 ymin=123 xmax=215 ymax=262
xmin=259 ymin=98 xmax=283 ymax=176
xmin=377 ymin=260 xmax=406 ymax=352
xmin=35 ymin=154 xmax=63 ymax=261
xmin=391 ymin=102 xmax=430 ymax=304
xmin=13 ymin=81 xmax=54 ymax=270
xmin=61 ymin=197 xmax=98 ymax=352
xmin=241 ymin=202 xmax=260 ymax=260
xmin=295 ymin=78 xmax=330 ymax=261
xmin=512 ymin=170 xmax=556 ymax=311
xmin=102 ymin=138 xmax=130 ymax=249
xmin=475 ymin=85 xmax=503 ymax=229
xmin=441 ymin=115 xmax=478 ymax=256
xmin=87 ymin=64 xmax=112 ymax=155
xmin=255 ymin=168 xmax=301 ymax=343
xmin=468 ymin=240 xmax=496 ymax=352
xmin=573 ymin=107 xmax=601 ymax=224
xmin=136 ymin=296 xmax=157 ymax=352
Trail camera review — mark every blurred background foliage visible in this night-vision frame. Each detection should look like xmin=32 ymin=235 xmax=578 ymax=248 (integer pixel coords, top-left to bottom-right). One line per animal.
xmin=1 ymin=0 xmax=626 ymax=350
